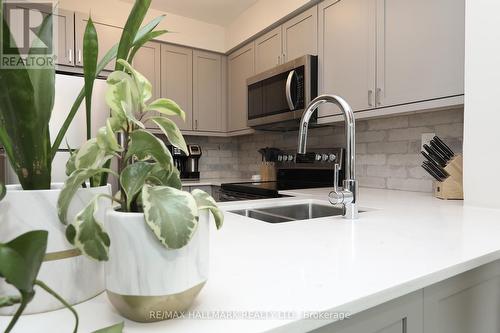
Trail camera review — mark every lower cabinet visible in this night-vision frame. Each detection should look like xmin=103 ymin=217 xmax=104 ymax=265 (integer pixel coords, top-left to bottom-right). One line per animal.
xmin=310 ymin=259 xmax=500 ymax=333
xmin=423 ymin=260 xmax=500 ymax=333
xmin=311 ymin=292 xmax=423 ymax=333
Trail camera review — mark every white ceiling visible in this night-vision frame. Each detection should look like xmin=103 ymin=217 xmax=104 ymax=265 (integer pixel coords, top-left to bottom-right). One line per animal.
xmin=123 ymin=0 xmax=259 ymax=26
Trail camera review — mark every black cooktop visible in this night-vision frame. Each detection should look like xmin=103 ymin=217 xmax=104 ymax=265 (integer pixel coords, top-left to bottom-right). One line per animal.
xmin=221 ymin=180 xmax=333 ymax=197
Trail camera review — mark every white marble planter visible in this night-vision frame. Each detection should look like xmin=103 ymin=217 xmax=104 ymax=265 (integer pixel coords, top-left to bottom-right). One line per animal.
xmin=105 ymin=209 xmax=209 ymax=322
xmin=0 ymin=183 xmax=111 ymax=315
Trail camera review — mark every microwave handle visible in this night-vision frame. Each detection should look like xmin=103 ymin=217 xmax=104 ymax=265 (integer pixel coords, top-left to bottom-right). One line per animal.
xmin=285 ymin=70 xmax=297 ymax=110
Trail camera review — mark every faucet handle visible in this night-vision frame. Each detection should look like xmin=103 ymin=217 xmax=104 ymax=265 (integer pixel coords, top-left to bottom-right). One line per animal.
xmin=330 ymin=163 xmax=354 ymax=206
xmin=333 ymin=163 xmax=340 ymax=192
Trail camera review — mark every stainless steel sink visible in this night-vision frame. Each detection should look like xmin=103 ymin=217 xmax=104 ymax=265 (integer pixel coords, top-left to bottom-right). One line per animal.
xmin=229 ymin=202 xmax=359 ymax=223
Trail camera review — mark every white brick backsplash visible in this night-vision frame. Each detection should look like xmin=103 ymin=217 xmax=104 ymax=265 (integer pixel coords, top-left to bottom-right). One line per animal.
xmin=173 ymin=107 xmax=463 ymax=192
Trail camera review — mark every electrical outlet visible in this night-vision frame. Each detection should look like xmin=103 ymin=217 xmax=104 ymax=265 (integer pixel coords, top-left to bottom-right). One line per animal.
xmin=421 ymin=133 xmax=435 ymax=150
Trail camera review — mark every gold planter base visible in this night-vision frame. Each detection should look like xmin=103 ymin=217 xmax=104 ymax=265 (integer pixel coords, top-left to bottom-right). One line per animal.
xmin=106 ymin=282 xmax=206 ymax=323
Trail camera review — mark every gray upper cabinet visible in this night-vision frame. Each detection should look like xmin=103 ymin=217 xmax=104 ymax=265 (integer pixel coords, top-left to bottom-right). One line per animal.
xmin=228 ymin=42 xmax=255 ymax=132
xmin=318 ymin=0 xmax=376 ymax=117
xmin=255 ymin=26 xmax=282 ymax=74
xmin=132 ymin=41 xmax=161 ymax=128
xmin=8 ymin=5 xmax=74 ymax=67
xmin=282 ymin=6 xmax=318 ymax=62
xmin=160 ymin=44 xmax=193 ymax=131
xmin=377 ymin=0 xmax=465 ymax=107
xmin=75 ymin=14 xmax=123 ymax=71
xmin=193 ymin=50 xmax=223 ymax=132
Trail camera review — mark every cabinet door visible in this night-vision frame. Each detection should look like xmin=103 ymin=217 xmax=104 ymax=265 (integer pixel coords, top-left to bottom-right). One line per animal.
xmin=160 ymin=44 xmax=193 ymax=131
xmin=423 ymin=260 xmax=500 ymax=333
xmin=133 ymin=42 xmax=161 ymax=101
xmin=255 ymin=26 xmax=282 ymax=73
xmin=228 ymin=42 xmax=255 ymax=132
xmin=311 ymin=291 xmax=423 ymax=333
xmin=193 ymin=50 xmax=223 ymax=132
xmin=75 ymin=14 xmax=123 ymax=71
xmin=7 ymin=5 xmax=74 ymax=66
xmin=318 ymin=0 xmax=376 ymax=117
xmin=376 ymin=0 xmax=465 ymax=107
xmin=282 ymin=5 xmax=318 ymax=62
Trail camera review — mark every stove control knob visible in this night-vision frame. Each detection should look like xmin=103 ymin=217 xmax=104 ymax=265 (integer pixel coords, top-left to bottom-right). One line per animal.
xmin=328 ymin=154 xmax=336 ymax=162
xmin=315 ymin=154 xmax=322 ymax=161
xmin=277 ymin=155 xmax=283 ymax=162
xmin=321 ymin=154 xmax=329 ymax=162
xmin=282 ymin=155 xmax=288 ymax=162
xmin=288 ymin=154 xmax=294 ymax=162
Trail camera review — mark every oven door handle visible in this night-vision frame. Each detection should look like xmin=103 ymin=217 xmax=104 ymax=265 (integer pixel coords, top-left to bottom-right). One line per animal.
xmin=285 ymin=69 xmax=297 ymax=110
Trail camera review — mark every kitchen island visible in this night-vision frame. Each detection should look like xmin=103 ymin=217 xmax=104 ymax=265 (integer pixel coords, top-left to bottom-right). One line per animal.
xmin=2 ymin=188 xmax=500 ymax=333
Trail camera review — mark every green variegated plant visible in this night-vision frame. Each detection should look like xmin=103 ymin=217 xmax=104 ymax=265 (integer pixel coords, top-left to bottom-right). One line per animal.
xmin=0 ymin=0 xmax=167 ymax=191
xmin=57 ymin=60 xmax=223 ymax=261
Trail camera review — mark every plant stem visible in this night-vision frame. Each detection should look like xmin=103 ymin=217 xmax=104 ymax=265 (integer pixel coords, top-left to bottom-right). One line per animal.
xmin=119 ymin=124 xmax=130 ymax=212
xmin=35 ymin=280 xmax=79 ymax=333
xmin=4 ymin=299 xmax=28 ymax=333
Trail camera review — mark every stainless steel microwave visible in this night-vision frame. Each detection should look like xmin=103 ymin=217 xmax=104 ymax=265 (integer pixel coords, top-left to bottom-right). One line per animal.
xmin=247 ymin=55 xmax=318 ymax=130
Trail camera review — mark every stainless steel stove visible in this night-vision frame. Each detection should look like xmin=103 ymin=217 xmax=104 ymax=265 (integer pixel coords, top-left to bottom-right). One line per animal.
xmin=220 ymin=148 xmax=344 ymax=201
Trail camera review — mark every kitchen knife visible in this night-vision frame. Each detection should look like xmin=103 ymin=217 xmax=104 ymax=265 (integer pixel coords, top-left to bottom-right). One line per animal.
xmin=429 ymin=140 xmax=451 ymax=162
xmin=421 ymin=163 xmax=444 ymax=182
xmin=423 ymin=160 xmax=449 ymax=180
xmin=432 ymin=136 xmax=455 ymax=158
xmin=423 ymin=144 xmax=447 ymax=167
xmin=421 ymin=151 xmax=447 ymax=174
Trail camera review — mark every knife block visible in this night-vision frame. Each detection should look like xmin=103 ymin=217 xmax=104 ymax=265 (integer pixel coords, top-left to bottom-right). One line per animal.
xmin=260 ymin=162 xmax=276 ymax=182
xmin=433 ymin=154 xmax=463 ymax=200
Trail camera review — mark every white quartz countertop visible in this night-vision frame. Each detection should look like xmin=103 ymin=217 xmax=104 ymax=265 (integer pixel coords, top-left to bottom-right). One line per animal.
xmin=2 ymin=188 xmax=500 ymax=333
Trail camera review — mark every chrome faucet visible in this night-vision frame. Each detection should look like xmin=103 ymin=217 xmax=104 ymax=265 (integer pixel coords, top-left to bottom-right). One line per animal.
xmin=298 ymin=95 xmax=358 ymax=219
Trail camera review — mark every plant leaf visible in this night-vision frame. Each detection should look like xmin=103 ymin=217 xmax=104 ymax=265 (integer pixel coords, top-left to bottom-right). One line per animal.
xmin=0 ymin=181 xmax=5 ymax=201
xmin=142 ymin=185 xmax=199 ymax=249
xmin=106 ymin=71 xmax=144 ymax=129
xmin=150 ymin=117 xmax=188 ymax=155
xmin=75 ymin=138 xmax=113 ymax=170
xmin=127 ymin=29 xmax=167 ymax=62
xmin=58 ymin=168 xmax=113 ymax=225
xmin=114 ymin=0 xmax=152 ymax=71
xmin=67 ymin=198 xmax=110 ymax=261
xmin=97 ymin=119 xmax=123 ymax=153
xmin=147 ymin=165 xmax=182 ymax=190
xmin=0 ymin=231 xmax=48 ymax=294
xmin=117 ymin=59 xmax=152 ymax=105
xmin=191 ymin=189 xmax=224 ymax=229
xmin=126 ymin=130 xmax=173 ymax=168
xmin=92 ymin=322 xmax=125 ymax=333
xmin=120 ymin=161 xmax=155 ymax=210
xmin=83 ymin=17 xmax=99 ymax=140
xmin=146 ymin=98 xmax=185 ymax=120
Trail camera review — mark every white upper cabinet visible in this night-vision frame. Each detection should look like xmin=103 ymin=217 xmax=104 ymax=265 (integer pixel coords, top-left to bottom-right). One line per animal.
xmin=228 ymin=42 xmax=255 ymax=132
xmin=377 ymin=0 xmax=465 ymax=107
xmin=193 ymin=50 xmax=223 ymax=132
xmin=318 ymin=0 xmax=465 ymax=119
xmin=132 ymin=42 xmax=161 ymax=101
xmin=318 ymin=0 xmax=376 ymax=116
xmin=282 ymin=6 xmax=318 ymax=62
xmin=160 ymin=44 xmax=193 ymax=131
xmin=255 ymin=26 xmax=283 ymax=74
xmin=75 ymin=14 xmax=123 ymax=71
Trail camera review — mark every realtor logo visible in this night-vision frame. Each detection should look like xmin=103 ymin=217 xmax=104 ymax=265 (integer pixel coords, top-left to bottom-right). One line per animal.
xmin=1 ymin=1 xmax=55 ymax=68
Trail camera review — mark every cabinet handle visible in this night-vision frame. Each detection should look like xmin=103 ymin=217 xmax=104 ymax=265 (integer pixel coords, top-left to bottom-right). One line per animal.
xmin=277 ymin=55 xmax=281 ymax=65
xmin=195 ymin=119 xmax=198 ymax=130
xmin=283 ymin=53 xmax=286 ymax=63
xmin=68 ymin=49 xmax=73 ymax=63
xmin=368 ymin=90 xmax=374 ymax=107
xmin=376 ymin=88 xmax=382 ymax=106
xmin=77 ymin=49 xmax=82 ymax=64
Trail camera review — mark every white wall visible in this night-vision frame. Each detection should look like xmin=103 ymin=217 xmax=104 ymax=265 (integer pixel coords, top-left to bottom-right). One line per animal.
xmin=463 ymin=0 xmax=500 ymax=208
xmin=225 ymin=0 xmax=313 ymax=51
xmin=59 ymin=0 xmax=226 ymax=53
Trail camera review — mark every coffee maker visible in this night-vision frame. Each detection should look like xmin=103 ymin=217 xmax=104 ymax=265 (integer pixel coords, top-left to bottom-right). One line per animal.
xmin=169 ymin=144 xmax=202 ymax=180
